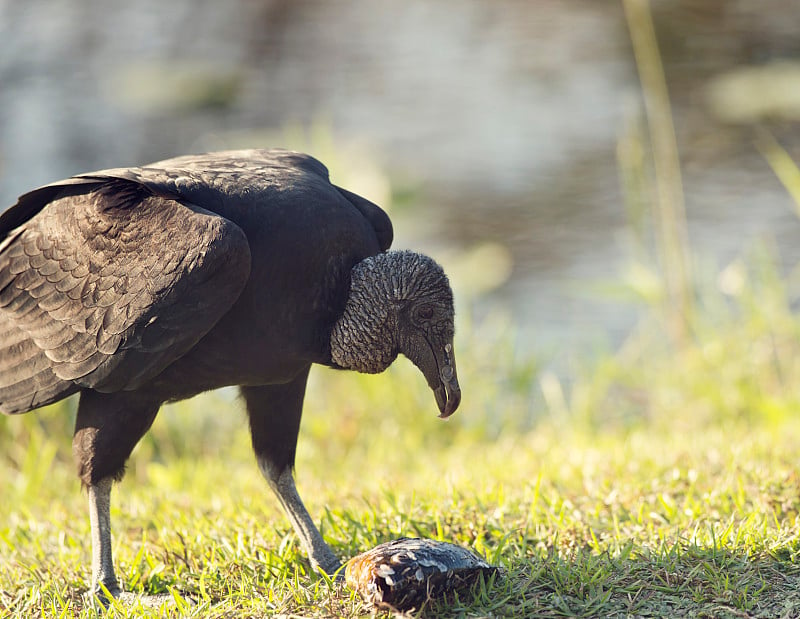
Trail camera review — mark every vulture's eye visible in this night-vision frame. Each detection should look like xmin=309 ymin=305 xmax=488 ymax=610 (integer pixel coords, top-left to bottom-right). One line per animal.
xmin=417 ymin=306 xmax=434 ymax=320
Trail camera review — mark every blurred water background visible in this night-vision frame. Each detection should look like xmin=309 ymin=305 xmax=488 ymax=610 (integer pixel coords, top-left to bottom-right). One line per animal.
xmin=2 ymin=0 xmax=800 ymax=358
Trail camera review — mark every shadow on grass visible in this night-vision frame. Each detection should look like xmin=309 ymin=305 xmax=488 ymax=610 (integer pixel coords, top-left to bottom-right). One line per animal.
xmin=438 ymin=542 xmax=800 ymax=619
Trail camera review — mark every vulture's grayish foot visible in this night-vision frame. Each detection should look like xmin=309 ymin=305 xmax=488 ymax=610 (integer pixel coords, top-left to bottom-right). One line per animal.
xmin=86 ymin=589 xmax=176 ymax=610
xmin=85 ymin=582 xmax=122 ymax=609
xmin=307 ymin=527 xmax=342 ymax=577
xmin=121 ymin=592 xmax=178 ymax=607
xmin=313 ymin=552 xmax=343 ymax=580
xmin=261 ymin=464 xmax=343 ymax=580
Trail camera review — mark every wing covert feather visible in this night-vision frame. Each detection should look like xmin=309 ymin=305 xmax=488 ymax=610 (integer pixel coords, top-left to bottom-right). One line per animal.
xmin=0 ymin=178 xmax=251 ymax=411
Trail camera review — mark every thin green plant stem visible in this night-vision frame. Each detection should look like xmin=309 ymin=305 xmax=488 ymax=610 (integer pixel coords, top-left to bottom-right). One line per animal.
xmin=622 ymin=0 xmax=692 ymax=341
xmin=755 ymin=128 xmax=800 ymax=217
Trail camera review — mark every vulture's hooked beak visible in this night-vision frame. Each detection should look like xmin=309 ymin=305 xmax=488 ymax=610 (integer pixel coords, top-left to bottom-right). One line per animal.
xmin=432 ymin=342 xmax=461 ymax=418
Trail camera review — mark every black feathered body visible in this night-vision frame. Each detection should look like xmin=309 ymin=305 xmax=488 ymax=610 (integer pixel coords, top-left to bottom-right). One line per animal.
xmin=0 ymin=149 xmax=392 ymax=413
xmin=0 ymin=149 xmax=460 ymax=589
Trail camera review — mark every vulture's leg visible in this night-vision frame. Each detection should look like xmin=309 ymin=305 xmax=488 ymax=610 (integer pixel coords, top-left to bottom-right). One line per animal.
xmin=241 ymin=370 xmax=342 ymax=576
xmin=86 ymin=478 xmax=117 ymax=596
xmin=73 ymin=390 xmax=160 ymax=599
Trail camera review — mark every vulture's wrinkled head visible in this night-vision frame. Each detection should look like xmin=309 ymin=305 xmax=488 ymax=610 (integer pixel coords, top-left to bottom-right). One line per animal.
xmin=330 ymin=250 xmax=461 ymax=418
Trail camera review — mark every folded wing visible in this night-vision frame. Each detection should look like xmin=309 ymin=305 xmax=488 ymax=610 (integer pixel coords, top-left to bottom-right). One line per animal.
xmin=0 ymin=178 xmax=251 ymax=413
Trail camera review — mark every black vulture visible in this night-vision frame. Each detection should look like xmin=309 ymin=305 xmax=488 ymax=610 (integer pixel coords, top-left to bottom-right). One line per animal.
xmin=0 ymin=149 xmax=460 ymax=599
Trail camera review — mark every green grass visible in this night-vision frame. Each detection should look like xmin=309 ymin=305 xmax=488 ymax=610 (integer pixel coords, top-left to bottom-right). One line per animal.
xmin=6 ymin=151 xmax=800 ymax=619
xmin=5 ymin=248 xmax=800 ymax=618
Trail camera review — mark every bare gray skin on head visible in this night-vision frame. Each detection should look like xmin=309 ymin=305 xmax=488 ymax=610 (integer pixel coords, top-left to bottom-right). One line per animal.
xmin=331 ymin=250 xmax=460 ymax=417
xmin=330 ymin=251 xmax=453 ymax=374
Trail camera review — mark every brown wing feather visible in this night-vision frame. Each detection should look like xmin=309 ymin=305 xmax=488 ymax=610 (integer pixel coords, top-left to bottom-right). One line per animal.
xmin=0 ymin=317 xmax=72 ymax=413
xmin=0 ymin=178 xmax=251 ymax=413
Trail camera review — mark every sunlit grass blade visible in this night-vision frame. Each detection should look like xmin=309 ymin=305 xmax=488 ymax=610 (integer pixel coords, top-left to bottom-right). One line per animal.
xmin=756 ymin=128 xmax=800 ymax=217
